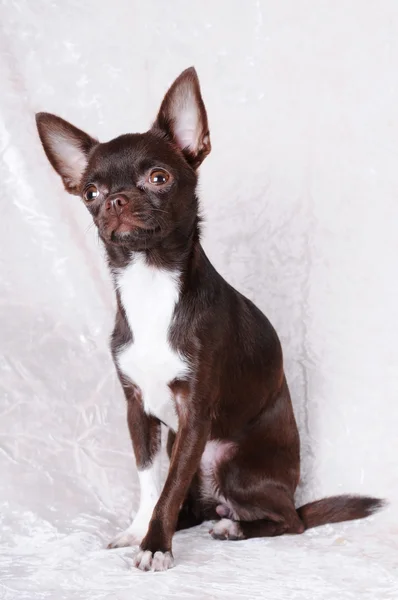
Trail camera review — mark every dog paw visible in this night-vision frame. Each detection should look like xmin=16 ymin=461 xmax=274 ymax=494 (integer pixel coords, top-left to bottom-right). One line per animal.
xmin=216 ymin=503 xmax=234 ymax=518
xmin=107 ymin=526 xmax=144 ymax=549
xmin=210 ymin=518 xmax=244 ymax=541
xmin=133 ymin=549 xmax=174 ymax=572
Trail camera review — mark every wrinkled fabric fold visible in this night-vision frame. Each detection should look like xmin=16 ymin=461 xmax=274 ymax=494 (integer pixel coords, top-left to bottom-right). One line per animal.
xmin=0 ymin=1 xmax=397 ymax=598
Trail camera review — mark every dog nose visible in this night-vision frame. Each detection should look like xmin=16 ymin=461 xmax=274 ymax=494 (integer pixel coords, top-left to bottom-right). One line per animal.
xmin=105 ymin=195 xmax=129 ymax=213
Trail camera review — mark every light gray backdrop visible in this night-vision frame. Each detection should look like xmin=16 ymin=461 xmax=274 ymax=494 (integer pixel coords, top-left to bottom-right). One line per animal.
xmin=1 ymin=1 xmax=397 ymax=598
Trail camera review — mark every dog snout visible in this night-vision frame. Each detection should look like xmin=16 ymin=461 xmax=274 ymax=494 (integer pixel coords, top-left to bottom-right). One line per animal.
xmin=105 ymin=194 xmax=129 ymax=215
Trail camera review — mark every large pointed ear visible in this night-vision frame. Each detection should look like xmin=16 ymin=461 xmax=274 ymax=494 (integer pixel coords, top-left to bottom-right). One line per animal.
xmin=152 ymin=67 xmax=211 ymax=169
xmin=35 ymin=113 xmax=98 ymax=195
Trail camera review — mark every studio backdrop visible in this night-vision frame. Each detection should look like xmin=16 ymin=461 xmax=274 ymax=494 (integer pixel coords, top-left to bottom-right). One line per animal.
xmin=1 ymin=1 xmax=397 ymax=598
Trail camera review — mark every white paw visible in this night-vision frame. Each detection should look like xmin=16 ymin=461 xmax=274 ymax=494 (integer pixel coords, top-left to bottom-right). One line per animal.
xmin=210 ymin=518 xmax=244 ymax=540
xmin=107 ymin=523 xmax=147 ymax=549
xmin=108 ymin=510 xmax=154 ymax=549
xmin=133 ymin=549 xmax=174 ymax=572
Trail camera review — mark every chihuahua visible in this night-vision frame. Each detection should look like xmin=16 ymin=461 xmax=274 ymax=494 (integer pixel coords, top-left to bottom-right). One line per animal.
xmin=36 ymin=67 xmax=383 ymax=571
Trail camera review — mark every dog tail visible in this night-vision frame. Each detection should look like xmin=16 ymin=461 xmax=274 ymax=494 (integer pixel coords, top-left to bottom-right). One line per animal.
xmin=296 ymin=495 xmax=385 ymax=530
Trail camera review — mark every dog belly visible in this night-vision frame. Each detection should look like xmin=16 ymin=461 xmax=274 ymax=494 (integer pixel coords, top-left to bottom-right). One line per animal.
xmin=117 ymin=341 xmax=186 ymax=431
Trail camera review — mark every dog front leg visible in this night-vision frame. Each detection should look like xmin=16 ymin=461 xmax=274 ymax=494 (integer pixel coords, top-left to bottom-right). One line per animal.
xmin=108 ymin=385 xmax=161 ymax=549
xmin=133 ymin=402 xmax=210 ymax=571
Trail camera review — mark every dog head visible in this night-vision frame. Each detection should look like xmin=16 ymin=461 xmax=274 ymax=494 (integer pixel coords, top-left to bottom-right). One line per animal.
xmin=36 ymin=67 xmax=211 ymax=252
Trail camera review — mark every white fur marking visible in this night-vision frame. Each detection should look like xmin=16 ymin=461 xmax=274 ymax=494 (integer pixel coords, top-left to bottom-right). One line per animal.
xmin=133 ymin=549 xmax=174 ymax=571
xmin=211 ymin=518 xmax=243 ymax=540
xmin=200 ymin=439 xmax=236 ymax=507
xmin=117 ymin=255 xmax=188 ymax=431
xmin=108 ymin=453 xmax=162 ymax=548
xmin=131 ymin=453 xmax=162 ymax=537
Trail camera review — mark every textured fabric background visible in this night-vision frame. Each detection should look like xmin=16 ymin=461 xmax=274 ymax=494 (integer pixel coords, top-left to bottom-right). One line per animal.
xmin=1 ymin=1 xmax=397 ymax=598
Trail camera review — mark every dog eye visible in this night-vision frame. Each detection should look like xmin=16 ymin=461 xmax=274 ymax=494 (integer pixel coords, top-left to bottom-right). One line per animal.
xmin=84 ymin=185 xmax=99 ymax=202
xmin=148 ymin=169 xmax=170 ymax=186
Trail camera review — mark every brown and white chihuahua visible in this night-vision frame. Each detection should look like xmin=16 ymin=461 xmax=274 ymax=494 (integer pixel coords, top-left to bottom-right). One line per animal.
xmin=36 ymin=67 xmax=383 ymax=571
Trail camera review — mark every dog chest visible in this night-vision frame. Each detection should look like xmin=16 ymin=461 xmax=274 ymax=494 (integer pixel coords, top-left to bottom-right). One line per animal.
xmin=116 ymin=256 xmax=188 ymax=431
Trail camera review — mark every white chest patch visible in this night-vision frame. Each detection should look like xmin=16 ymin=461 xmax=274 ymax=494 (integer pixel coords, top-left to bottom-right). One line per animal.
xmin=116 ymin=255 xmax=188 ymax=431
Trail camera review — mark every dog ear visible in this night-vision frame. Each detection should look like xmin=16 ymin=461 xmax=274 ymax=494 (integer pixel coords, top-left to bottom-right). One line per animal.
xmin=152 ymin=67 xmax=211 ymax=169
xmin=36 ymin=113 xmax=98 ymax=195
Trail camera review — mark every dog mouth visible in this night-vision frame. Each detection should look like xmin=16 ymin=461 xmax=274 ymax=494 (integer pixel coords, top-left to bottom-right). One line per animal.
xmin=110 ymin=225 xmax=161 ymax=240
xmin=97 ymin=213 xmax=163 ymax=247
xmin=105 ymin=224 xmax=162 ymax=247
